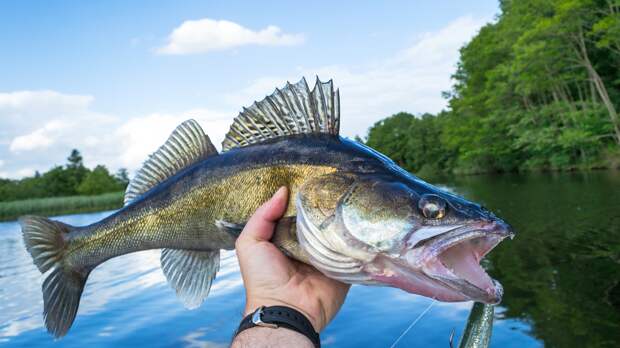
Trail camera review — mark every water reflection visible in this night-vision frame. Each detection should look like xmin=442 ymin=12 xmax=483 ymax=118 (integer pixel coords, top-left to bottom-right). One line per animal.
xmin=0 ymin=211 xmax=249 ymax=347
xmin=181 ymin=328 xmax=229 ymax=348
xmin=443 ymin=171 xmax=620 ymax=348
xmin=4 ymin=171 xmax=614 ymax=346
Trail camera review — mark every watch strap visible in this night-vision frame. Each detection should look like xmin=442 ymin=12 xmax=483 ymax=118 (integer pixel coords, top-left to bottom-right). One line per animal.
xmin=235 ymin=306 xmax=320 ymax=347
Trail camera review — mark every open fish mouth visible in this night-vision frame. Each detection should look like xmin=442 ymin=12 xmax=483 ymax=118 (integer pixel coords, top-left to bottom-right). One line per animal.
xmin=369 ymin=221 xmax=514 ymax=304
xmin=419 ymin=221 xmax=513 ymax=303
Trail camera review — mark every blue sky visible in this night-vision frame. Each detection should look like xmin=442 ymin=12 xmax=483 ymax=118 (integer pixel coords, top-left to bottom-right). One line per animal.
xmin=0 ymin=0 xmax=498 ymax=178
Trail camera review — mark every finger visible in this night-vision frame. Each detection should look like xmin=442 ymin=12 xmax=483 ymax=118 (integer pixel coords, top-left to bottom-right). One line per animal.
xmin=238 ymin=187 xmax=289 ymax=245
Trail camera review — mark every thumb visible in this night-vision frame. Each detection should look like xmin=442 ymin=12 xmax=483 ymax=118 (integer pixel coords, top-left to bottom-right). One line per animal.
xmin=237 ymin=187 xmax=289 ymax=246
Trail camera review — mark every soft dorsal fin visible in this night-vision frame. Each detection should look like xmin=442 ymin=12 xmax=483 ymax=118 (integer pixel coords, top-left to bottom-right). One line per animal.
xmin=124 ymin=119 xmax=217 ymax=206
xmin=221 ymin=77 xmax=340 ymax=151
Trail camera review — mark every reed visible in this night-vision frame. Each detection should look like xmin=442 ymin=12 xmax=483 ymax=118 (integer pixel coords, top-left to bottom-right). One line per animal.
xmin=0 ymin=192 xmax=124 ymax=222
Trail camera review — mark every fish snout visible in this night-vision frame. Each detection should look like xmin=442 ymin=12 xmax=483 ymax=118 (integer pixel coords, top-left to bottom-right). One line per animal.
xmin=484 ymin=218 xmax=515 ymax=240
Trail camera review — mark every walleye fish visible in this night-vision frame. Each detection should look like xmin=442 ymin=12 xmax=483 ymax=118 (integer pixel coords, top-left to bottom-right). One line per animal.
xmin=21 ymin=77 xmax=514 ymax=337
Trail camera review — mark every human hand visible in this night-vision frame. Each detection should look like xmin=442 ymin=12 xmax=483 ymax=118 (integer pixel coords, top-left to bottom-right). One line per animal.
xmin=235 ymin=187 xmax=351 ymax=332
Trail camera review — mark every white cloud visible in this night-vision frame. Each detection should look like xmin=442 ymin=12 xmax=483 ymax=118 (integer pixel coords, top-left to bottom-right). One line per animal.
xmin=226 ymin=16 xmax=487 ymax=138
xmin=15 ymin=168 xmax=35 ymax=177
xmin=157 ymin=18 xmax=303 ymax=55
xmin=0 ymin=90 xmax=95 ymax=143
xmin=0 ymin=91 xmax=111 ymax=178
xmin=0 ymin=90 xmax=92 ymax=113
xmin=115 ymin=109 xmax=232 ymax=170
xmin=0 ymin=91 xmax=235 ymax=179
xmin=9 ymin=120 xmax=68 ymax=152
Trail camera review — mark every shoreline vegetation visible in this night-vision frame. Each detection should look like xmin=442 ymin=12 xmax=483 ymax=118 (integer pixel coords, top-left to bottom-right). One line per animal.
xmin=0 ymin=192 xmax=124 ymax=222
xmin=0 ymin=149 xmax=128 ymax=222
xmin=365 ymin=0 xmax=620 ymax=176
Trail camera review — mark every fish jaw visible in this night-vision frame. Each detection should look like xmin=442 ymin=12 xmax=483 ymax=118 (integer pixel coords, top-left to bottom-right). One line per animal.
xmin=364 ymin=221 xmax=513 ymax=303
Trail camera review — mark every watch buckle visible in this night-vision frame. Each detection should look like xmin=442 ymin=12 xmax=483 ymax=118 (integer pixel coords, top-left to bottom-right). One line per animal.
xmin=252 ymin=306 xmax=278 ymax=329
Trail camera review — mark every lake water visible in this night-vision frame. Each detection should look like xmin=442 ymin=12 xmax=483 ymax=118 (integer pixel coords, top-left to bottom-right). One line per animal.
xmin=1 ymin=171 xmax=618 ymax=347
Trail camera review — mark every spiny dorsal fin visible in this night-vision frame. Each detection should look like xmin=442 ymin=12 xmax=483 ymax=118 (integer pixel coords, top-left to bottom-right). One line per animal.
xmin=221 ymin=77 xmax=340 ymax=151
xmin=161 ymin=249 xmax=220 ymax=309
xmin=124 ymin=119 xmax=217 ymax=206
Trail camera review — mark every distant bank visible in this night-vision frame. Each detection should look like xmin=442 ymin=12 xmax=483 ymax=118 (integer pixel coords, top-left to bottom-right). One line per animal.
xmin=1 ymin=149 xmax=128 ymax=222
xmin=0 ymin=192 xmax=123 ymax=222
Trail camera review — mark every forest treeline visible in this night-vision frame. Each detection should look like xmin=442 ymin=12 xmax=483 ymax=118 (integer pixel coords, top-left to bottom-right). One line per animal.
xmin=366 ymin=0 xmax=620 ymax=175
xmin=0 ymin=149 xmax=128 ymax=202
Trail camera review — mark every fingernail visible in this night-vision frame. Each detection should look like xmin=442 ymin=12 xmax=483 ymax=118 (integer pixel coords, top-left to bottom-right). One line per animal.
xmin=269 ymin=187 xmax=287 ymax=202
xmin=274 ymin=186 xmax=287 ymax=198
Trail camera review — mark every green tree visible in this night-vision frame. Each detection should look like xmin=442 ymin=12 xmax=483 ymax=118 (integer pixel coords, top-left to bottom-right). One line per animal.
xmin=366 ymin=0 xmax=620 ymax=174
xmin=0 ymin=149 xmax=128 ymax=201
xmin=115 ymin=168 xmax=130 ymax=188
xmin=67 ymin=149 xmax=83 ymax=168
xmin=366 ymin=112 xmax=416 ymax=168
xmin=78 ymin=165 xmax=124 ymax=195
xmin=65 ymin=149 xmax=89 ymax=191
xmin=41 ymin=166 xmax=78 ymax=196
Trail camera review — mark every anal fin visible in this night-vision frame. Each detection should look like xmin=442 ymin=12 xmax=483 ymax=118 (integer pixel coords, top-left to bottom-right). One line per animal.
xmin=160 ymin=249 xmax=220 ymax=309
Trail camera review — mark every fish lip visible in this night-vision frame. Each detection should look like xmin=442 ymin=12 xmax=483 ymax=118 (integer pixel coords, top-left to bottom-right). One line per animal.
xmin=410 ymin=221 xmax=513 ymax=303
xmin=416 ymin=221 xmax=513 ymax=263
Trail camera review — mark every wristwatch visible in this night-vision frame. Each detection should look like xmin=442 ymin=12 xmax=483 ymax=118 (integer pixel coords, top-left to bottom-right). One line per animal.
xmin=234 ymin=305 xmax=320 ymax=347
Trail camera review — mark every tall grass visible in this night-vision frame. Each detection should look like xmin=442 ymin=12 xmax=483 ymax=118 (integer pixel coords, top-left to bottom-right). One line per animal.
xmin=0 ymin=192 xmax=124 ymax=222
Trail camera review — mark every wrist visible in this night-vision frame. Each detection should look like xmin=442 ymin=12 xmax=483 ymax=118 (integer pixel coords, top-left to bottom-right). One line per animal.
xmin=232 ymin=326 xmax=314 ymax=348
xmin=235 ymin=305 xmax=320 ymax=347
xmin=245 ymin=298 xmax=322 ymax=332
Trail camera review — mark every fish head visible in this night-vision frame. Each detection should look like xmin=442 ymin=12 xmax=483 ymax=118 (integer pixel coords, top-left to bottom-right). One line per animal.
xmin=295 ymin=172 xmax=514 ymax=304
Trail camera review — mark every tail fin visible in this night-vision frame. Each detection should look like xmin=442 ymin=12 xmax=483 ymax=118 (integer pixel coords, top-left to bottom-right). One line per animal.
xmin=20 ymin=215 xmax=88 ymax=338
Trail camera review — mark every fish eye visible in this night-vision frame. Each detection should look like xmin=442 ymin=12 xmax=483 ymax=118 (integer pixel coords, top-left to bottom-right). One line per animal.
xmin=419 ymin=194 xmax=446 ymax=219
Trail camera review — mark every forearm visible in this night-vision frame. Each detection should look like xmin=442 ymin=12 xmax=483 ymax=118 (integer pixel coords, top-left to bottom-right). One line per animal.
xmin=231 ymin=327 xmax=314 ymax=348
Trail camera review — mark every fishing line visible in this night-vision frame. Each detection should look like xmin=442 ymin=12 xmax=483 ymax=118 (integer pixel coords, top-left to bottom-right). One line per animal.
xmin=389 ymin=298 xmax=437 ymax=348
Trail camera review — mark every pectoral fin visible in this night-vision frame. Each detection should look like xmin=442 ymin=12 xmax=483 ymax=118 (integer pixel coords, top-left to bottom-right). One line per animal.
xmin=160 ymin=249 xmax=220 ymax=309
xmin=272 ymin=216 xmax=311 ymax=264
xmin=215 ymin=219 xmax=244 ymax=238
